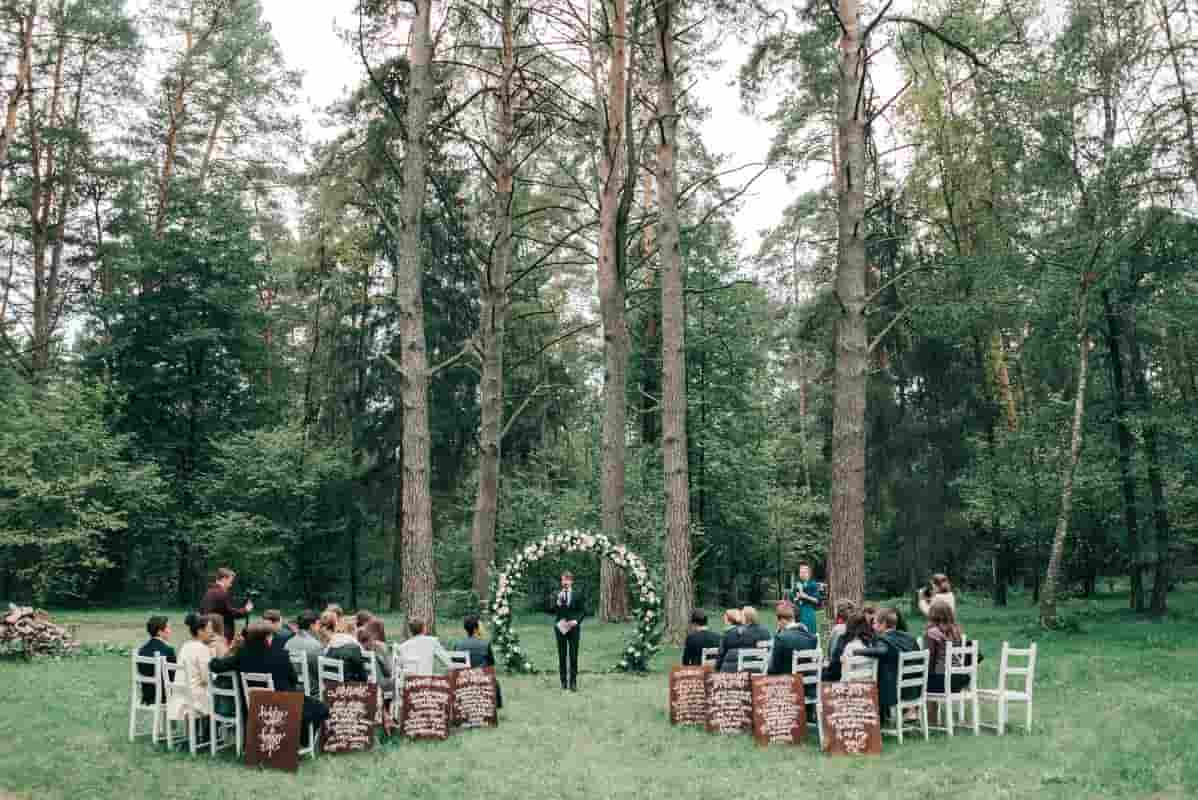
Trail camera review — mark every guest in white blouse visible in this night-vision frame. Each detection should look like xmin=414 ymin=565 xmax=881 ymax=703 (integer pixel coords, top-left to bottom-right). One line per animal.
xmin=918 ymin=573 xmax=957 ymax=617
xmin=395 ymin=618 xmax=452 ymax=675
xmin=168 ymin=613 xmax=215 ymax=721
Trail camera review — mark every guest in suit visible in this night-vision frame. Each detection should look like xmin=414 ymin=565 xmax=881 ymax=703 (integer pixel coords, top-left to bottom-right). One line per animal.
xmin=209 ymin=623 xmax=329 ymax=737
xmin=198 ymin=568 xmax=252 ymax=644
xmin=455 ymin=614 xmax=503 ymax=709
xmin=718 ymin=607 xmax=766 ymax=672
xmin=740 ymin=606 xmax=773 ymax=648
xmin=395 ymin=618 xmax=452 ymax=675
xmin=284 ymin=610 xmax=323 ymax=694
xmin=324 ymin=616 xmax=370 ymax=681
xmin=137 ymin=616 xmax=175 ymax=704
xmin=681 ymin=610 xmax=722 ymax=666
xmin=790 ymin=563 xmax=823 ymax=636
xmin=552 ymin=572 xmax=586 ymax=691
xmin=262 ymin=609 xmax=292 ymax=654
xmin=768 ymin=603 xmax=818 ymax=676
xmin=855 ymin=607 xmax=919 ymax=722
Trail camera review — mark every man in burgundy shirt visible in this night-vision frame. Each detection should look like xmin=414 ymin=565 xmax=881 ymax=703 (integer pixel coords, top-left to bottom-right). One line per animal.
xmin=199 ymin=567 xmax=253 ymax=643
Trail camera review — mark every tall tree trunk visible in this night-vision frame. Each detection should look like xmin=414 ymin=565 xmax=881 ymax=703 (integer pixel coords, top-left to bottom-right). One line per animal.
xmin=654 ymin=0 xmax=691 ymax=644
xmin=397 ymin=0 xmax=437 ymax=630
xmin=1041 ymin=290 xmax=1092 ymax=627
xmin=1158 ymin=0 xmax=1198 ymax=194
xmin=598 ymin=0 xmax=630 ymax=622
xmin=639 ymin=169 xmax=660 ymax=447
xmin=0 ymin=2 xmax=35 ymax=203
xmin=389 ymin=448 xmax=404 ymax=611
xmin=1101 ymin=289 xmax=1144 ymax=611
xmin=156 ymin=5 xmax=197 ymax=238
xmin=470 ymin=0 xmax=516 ymax=602
xmin=828 ymin=0 xmax=868 ymax=612
xmin=197 ymin=98 xmax=228 ymax=189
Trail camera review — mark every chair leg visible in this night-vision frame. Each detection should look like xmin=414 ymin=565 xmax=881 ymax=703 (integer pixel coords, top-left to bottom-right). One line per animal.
xmin=897 ymin=706 xmax=903 ymax=745
xmin=971 ymin=694 xmax=980 ymax=735
xmin=946 ymin=699 xmax=954 ymax=737
xmin=921 ymin=700 xmax=929 ymax=740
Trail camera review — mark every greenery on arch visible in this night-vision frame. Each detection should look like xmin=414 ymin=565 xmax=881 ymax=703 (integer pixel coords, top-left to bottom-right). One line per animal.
xmin=487 ymin=530 xmax=663 ymax=673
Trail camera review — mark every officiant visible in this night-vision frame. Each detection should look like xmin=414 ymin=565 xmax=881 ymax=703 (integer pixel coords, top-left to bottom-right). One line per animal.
xmin=552 ymin=572 xmax=586 ymax=691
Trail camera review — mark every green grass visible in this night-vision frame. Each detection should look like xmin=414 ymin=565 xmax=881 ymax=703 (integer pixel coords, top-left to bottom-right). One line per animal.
xmin=2 ymin=590 xmax=1196 ymax=800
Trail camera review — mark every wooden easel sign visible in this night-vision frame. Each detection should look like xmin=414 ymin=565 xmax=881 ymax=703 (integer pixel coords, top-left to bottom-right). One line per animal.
xmin=705 ymin=670 xmax=752 ymax=735
xmin=246 ymin=690 xmax=303 ymax=771
xmin=451 ymin=666 xmax=499 ymax=729
xmin=322 ymin=682 xmax=379 ymax=754
xmin=669 ymin=665 xmax=707 ymax=726
xmin=401 ymin=674 xmax=452 ymax=741
xmin=750 ymin=674 xmax=806 ymax=747
xmin=820 ymin=681 xmax=882 ymax=755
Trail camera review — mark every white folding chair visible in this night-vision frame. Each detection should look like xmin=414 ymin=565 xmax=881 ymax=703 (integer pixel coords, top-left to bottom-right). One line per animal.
xmin=129 ymin=653 xmax=166 ymax=744
xmin=240 ymin=671 xmax=274 ymax=697
xmin=978 ymin=642 xmax=1037 ymax=735
xmin=363 ymin=650 xmax=379 ymax=684
xmin=289 ymin=651 xmax=313 ymax=696
xmin=883 ymin=650 xmax=930 ymax=743
xmin=927 ymin=640 xmax=980 ymax=736
xmin=317 ymin=656 xmax=345 ymax=701
xmin=842 ymin=653 xmax=878 ymax=682
xmin=792 ymin=648 xmax=823 ymax=749
xmin=700 ymin=647 xmax=720 ymax=669
xmin=737 ymin=647 xmax=769 ymax=674
xmin=161 ymin=660 xmax=201 ymax=754
xmin=389 ymin=649 xmax=405 ymax=722
xmin=448 ymin=650 xmax=471 ymax=671
xmin=208 ymin=671 xmax=242 ymax=757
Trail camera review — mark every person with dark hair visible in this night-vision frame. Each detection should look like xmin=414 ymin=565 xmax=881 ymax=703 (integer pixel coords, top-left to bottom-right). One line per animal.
xmin=198 ymin=568 xmax=252 ymax=644
xmin=168 ymin=613 xmax=215 ymax=723
xmin=285 ymin=610 xmax=323 ymax=693
xmin=551 ymin=572 xmax=586 ymax=691
xmin=681 ymin=610 xmax=721 ymax=666
xmin=924 ymin=599 xmax=969 ymax=695
xmin=718 ymin=607 xmax=767 ymax=673
xmin=823 ymin=613 xmax=873 ymax=682
xmin=395 ymin=618 xmax=452 ymax=675
xmin=354 ymin=610 xmax=374 ymax=629
xmin=137 ymin=616 xmax=175 ymax=704
xmin=210 ymin=623 xmax=329 ymax=739
xmin=261 ymin=609 xmax=292 ymax=654
xmin=768 ymin=603 xmax=818 ymax=676
xmin=855 ymin=607 xmax=919 ymax=722
xmin=790 ymin=563 xmax=823 ymax=635
xmin=454 ymin=615 xmax=496 ymax=668
xmin=918 ymin=573 xmax=956 ymax=617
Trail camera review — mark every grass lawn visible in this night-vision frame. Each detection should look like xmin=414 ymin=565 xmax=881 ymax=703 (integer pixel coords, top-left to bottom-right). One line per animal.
xmin=2 ymin=588 xmax=1196 ymax=800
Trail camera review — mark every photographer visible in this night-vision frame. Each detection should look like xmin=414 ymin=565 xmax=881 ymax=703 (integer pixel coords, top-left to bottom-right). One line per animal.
xmin=198 ymin=568 xmax=254 ymax=644
xmin=917 ymin=573 xmax=956 ymax=617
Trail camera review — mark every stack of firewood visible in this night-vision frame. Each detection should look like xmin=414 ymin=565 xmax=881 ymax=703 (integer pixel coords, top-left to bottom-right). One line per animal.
xmin=0 ymin=604 xmax=80 ymax=657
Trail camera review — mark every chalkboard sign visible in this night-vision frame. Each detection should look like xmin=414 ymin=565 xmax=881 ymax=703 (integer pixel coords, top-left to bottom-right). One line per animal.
xmin=669 ymin=665 xmax=708 ymax=726
xmin=819 ymin=681 xmax=882 ymax=755
xmin=750 ymin=674 xmax=806 ymax=747
xmin=705 ymin=671 xmax=752 ymax=735
xmin=451 ymin=667 xmax=499 ymax=729
xmin=401 ymin=674 xmax=452 ymax=740
xmin=321 ymin=682 xmax=379 ymax=754
xmin=245 ymin=690 xmax=303 ymax=772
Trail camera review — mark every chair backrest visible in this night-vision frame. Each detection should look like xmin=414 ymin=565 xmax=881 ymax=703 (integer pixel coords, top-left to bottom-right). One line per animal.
xmin=363 ymin=650 xmax=379 ymax=683
xmin=700 ymin=647 xmax=720 ymax=668
xmin=999 ymin=641 xmax=1037 ymax=696
xmin=131 ymin=654 xmax=165 ymax=705
xmin=945 ymin=640 xmax=979 ymax=687
xmin=161 ymin=658 xmax=188 ymax=706
xmin=448 ymin=650 xmax=470 ymax=671
xmin=756 ymin=639 xmax=772 ymax=651
xmin=897 ymin=649 xmax=929 ymax=699
xmin=843 ymin=654 xmax=878 ymax=682
xmin=288 ymin=651 xmax=311 ymax=695
xmin=318 ymin=655 xmax=345 ymax=687
xmin=240 ymin=672 xmax=275 ymax=697
xmin=738 ymin=647 xmax=769 ymax=674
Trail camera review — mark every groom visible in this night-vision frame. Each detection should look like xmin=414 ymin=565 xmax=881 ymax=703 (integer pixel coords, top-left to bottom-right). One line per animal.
xmin=553 ymin=572 xmax=586 ymax=691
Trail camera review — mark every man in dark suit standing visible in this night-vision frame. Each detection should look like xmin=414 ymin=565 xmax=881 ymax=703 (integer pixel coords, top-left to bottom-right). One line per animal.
xmin=552 ymin=572 xmax=585 ymax=691
xmin=199 ymin=567 xmax=253 ymax=644
xmin=681 ymin=610 xmax=722 ymax=666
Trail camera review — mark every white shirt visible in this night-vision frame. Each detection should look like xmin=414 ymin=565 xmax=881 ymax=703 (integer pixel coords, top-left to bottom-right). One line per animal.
xmin=396 ymin=634 xmax=452 ymax=676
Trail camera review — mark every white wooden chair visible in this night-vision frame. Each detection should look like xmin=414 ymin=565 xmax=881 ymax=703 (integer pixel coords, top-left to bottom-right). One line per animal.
xmin=161 ymin=659 xmax=201 ymax=754
xmin=978 ymin=642 xmax=1037 ymax=735
xmin=317 ymin=656 xmax=345 ymax=701
xmin=288 ymin=651 xmax=313 ymax=696
xmin=927 ymin=640 xmax=980 ymax=736
xmin=792 ymin=648 xmax=823 ymax=748
xmin=389 ymin=649 xmax=405 ymax=722
xmin=448 ymin=650 xmax=471 ymax=671
xmin=207 ymin=671 xmax=242 ymax=757
xmin=128 ymin=653 xmax=166 ymax=744
xmin=700 ymin=647 xmax=720 ymax=669
xmin=883 ymin=649 xmax=930 ymax=743
xmin=363 ymin=650 xmax=379 ymax=684
xmin=842 ymin=653 xmax=878 ymax=682
xmin=737 ymin=647 xmax=769 ymax=674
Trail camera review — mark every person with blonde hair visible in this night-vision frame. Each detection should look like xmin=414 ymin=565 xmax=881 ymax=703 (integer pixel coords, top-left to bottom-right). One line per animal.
xmin=717 ymin=606 xmax=770 ymax=672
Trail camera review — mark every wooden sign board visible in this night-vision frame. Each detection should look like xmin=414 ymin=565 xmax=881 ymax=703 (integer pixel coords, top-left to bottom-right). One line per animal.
xmin=401 ymin=674 xmax=452 ymax=740
xmin=705 ymin=670 xmax=752 ymax=735
xmin=669 ymin=665 xmax=707 ymax=726
xmin=451 ymin=666 xmax=499 ymax=729
xmin=820 ymin=681 xmax=882 ymax=755
xmin=245 ymin=690 xmax=303 ymax=772
xmin=321 ymin=682 xmax=379 ymax=754
xmin=750 ymin=674 xmax=806 ymax=747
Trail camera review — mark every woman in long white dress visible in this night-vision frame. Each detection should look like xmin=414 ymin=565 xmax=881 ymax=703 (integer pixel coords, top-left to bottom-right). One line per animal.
xmin=168 ymin=613 xmax=215 ymax=721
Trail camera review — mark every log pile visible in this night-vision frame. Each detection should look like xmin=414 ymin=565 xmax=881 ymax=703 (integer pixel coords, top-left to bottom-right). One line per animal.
xmin=0 ymin=604 xmax=81 ymax=657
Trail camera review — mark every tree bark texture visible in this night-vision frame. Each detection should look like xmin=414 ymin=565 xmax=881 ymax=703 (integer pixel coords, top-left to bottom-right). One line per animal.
xmin=829 ymin=0 xmax=868 ymax=612
xmin=653 ymin=0 xmax=692 ymax=645
xmin=0 ymin=1 xmax=35 ymax=203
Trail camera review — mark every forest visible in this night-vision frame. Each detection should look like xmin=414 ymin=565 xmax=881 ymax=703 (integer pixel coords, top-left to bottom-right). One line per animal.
xmin=0 ymin=0 xmax=1195 ymax=639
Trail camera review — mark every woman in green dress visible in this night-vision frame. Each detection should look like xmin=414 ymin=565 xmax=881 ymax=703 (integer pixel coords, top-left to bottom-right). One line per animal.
xmin=791 ymin=562 xmax=823 ymax=636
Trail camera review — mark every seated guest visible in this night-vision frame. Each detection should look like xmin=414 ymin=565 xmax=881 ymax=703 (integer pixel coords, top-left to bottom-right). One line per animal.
xmin=137 ymin=616 xmax=175 ymax=704
xmin=454 ymin=614 xmax=496 ymax=668
xmin=827 ymin=600 xmax=858 ymax=656
xmin=396 ymin=618 xmax=452 ymax=675
xmin=357 ymin=624 xmax=396 ymax=734
xmin=862 ymin=604 xmax=878 ymax=626
xmin=681 ymin=610 xmax=722 ymax=666
xmin=206 ymin=615 xmax=229 ymax=658
xmin=262 ymin=609 xmax=292 ymax=653
xmin=324 ymin=603 xmax=344 ymax=624
xmin=740 ymin=606 xmax=772 ymax=647
xmin=169 ymin=613 xmax=215 ymax=723
xmin=767 ymin=603 xmax=818 ymax=677
xmin=210 ymin=623 xmax=329 ymax=739
xmin=317 ymin=610 xmax=338 ymax=646
xmin=855 ymin=607 xmax=918 ymax=722
xmin=823 ymin=612 xmax=873 ymax=682
xmin=717 ymin=608 xmax=758 ymax=673
xmin=285 ymin=610 xmax=323 ymax=694
xmin=722 ymin=608 xmax=743 ymax=631
xmin=325 ymin=617 xmax=370 ymax=681
xmin=355 ymin=610 xmax=374 ymax=630
xmin=924 ymin=599 xmax=970 ymax=695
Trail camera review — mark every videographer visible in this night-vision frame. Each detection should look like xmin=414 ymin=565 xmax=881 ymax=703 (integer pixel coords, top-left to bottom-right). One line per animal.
xmin=199 ymin=567 xmax=254 ymax=644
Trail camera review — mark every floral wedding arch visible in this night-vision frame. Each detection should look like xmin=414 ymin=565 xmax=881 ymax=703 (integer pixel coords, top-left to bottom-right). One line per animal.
xmin=487 ymin=530 xmax=663 ymax=673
